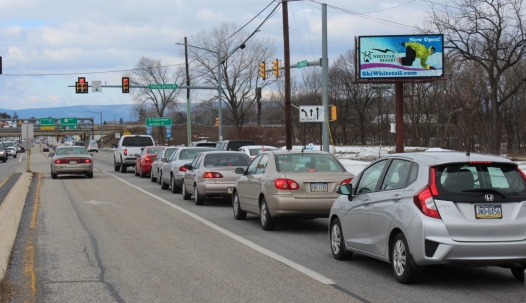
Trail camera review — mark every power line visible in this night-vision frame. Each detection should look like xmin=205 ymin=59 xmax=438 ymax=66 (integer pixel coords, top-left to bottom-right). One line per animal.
xmin=224 ymin=0 xmax=277 ymax=42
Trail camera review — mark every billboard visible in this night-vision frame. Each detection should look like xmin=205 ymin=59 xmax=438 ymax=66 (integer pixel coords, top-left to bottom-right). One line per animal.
xmin=357 ymin=34 xmax=444 ymax=80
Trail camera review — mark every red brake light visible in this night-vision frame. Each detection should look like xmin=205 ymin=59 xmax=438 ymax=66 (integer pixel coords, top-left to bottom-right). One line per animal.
xmin=179 ymin=166 xmax=188 ymax=172
xmin=203 ymin=172 xmax=223 ymax=178
xmin=145 ymin=156 xmax=151 ymax=162
xmin=274 ymin=178 xmax=300 ymax=190
xmin=413 ymin=186 xmax=441 ymax=219
xmin=517 ymin=168 xmax=526 ymax=181
xmin=84 ymin=159 xmax=91 ymax=163
xmin=340 ymin=178 xmax=353 ymax=185
xmin=124 ymin=149 xmax=128 ymax=156
xmin=469 ymin=161 xmax=493 ymax=164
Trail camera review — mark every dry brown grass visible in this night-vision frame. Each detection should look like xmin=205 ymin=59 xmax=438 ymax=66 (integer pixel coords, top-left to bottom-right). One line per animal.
xmin=0 ymin=277 xmax=14 ymax=302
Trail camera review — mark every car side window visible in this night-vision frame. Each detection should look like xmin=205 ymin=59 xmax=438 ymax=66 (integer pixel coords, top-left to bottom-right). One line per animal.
xmin=355 ymin=159 xmax=388 ymax=194
xmin=192 ymin=154 xmax=202 ymax=169
xmin=380 ymin=159 xmax=412 ymax=191
xmin=256 ymin=155 xmax=269 ymax=174
xmin=246 ymin=156 xmax=262 ymax=175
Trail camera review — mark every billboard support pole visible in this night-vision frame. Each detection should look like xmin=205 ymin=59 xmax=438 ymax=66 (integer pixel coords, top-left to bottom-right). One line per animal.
xmin=322 ymin=3 xmax=329 ymax=153
xmin=396 ymin=82 xmax=404 ymax=153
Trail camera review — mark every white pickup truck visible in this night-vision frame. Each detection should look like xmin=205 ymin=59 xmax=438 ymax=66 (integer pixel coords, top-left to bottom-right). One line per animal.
xmin=113 ymin=135 xmax=155 ymax=173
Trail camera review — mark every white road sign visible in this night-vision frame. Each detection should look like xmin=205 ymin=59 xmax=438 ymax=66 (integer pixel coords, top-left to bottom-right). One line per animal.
xmin=299 ymin=105 xmax=324 ymax=122
xmin=92 ymin=80 xmax=102 ymax=92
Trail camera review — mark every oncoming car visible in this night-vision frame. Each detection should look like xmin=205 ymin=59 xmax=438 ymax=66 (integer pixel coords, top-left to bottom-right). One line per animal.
xmin=49 ymin=146 xmax=94 ymax=179
xmin=329 ymin=151 xmax=526 ymax=284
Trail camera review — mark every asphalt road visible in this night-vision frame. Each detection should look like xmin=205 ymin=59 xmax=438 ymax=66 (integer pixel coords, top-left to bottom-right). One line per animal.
xmin=3 ymin=146 xmax=526 ymax=302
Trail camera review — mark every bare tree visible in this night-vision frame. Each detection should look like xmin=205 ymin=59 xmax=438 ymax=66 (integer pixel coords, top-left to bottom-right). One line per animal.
xmin=423 ymin=0 xmax=526 ymax=154
xmin=185 ymin=22 xmax=275 ymax=137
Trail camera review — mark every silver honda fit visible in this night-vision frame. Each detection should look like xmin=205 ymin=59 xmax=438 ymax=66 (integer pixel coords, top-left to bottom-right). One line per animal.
xmin=329 ymin=151 xmax=526 ymax=284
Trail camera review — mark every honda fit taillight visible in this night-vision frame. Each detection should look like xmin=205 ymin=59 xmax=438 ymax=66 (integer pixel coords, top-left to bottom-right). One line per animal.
xmin=413 ymin=186 xmax=441 ymax=219
xmin=274 ymin=178 xmax=300 ymax=190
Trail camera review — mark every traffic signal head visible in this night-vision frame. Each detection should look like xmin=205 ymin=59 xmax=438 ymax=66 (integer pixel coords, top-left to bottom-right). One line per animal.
xmin=76 ymin=77 xmax=88 ymax=93
xmin=122 ymin=77 xmax=130 ymax=93
xmin=272 ymin=59 xmax=280 ymax=77
xmin=215 ymin=117 xmax=219 ymax=127
xmin=258 ymin=62 xmax=266 ymax=80
xmin=330 ymin=105 xmax=337 ymax=121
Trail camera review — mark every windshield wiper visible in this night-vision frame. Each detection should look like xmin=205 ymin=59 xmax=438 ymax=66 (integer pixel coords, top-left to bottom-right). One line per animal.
xmin=462 ymin=189 xmax=506 ymax=198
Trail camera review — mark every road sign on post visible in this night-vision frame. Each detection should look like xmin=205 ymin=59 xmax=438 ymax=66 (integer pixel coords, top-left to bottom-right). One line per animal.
xmin=60 ymin=118 xmax=78 ymax=129
xmin=145 ymin=117 xmax=172 ymax=126
xmin=92 ymin=80 xmax=102 ymax=92
xmin=40 ymin=118 xmax=55 ymax=130
xmin=148 ymin=84 xmax=178 ymax=90
xmin=299 ymin=106 xmax=325 ymax=123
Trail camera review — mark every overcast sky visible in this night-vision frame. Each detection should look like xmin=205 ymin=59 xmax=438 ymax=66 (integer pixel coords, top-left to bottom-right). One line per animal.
xmin=0 ymin=0 xmax=446 ymax=111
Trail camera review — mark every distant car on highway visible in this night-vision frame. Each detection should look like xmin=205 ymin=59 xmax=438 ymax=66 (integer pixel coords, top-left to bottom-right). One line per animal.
xmin=0 ymin=143 xmax=7 ymax=162
xmin=134 ymin=146 xmax=166 ymax=178
xmin=150 ymin=147 xmax=179 ymax=183
xmin=87 ymin=140 xmax=98 ymax=153
xmin=182 ymin=151 xmax=251 ymax=204
xmin=74 ymin=141 xmax=86 ymax=147
xmin=329 ymin=151 xmax=526 ymax=284
xmin=238 ymin=145 xmax=278 ymax=160
xmin=49 ymin=146 xmax=94 ymax=179
xmin=159 ymin=147 xmax=215 ymax=193
xmin=2 ymin=141 xmax=17 ymax=158
xmin=232 ymin=150 xmax=353 ymax=231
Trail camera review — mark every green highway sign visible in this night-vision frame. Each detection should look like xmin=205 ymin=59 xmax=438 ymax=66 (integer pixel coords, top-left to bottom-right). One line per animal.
xmin=297 ymin=60 xmax=308 ymax=68
xmin=60 ymin=117 xmax=78 ymax=127
xmin=145 ymin=117 xmax=172 ymax=126
xmin=148 ymin=84 xmax=179 ymax=90
xmin=40 ymin=118 xmax=54 ymax=127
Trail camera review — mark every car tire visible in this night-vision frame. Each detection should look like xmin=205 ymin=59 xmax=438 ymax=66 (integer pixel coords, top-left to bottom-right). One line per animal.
xmin=134 ymin=166 xmax=140 ymax=176
xmin=120 ymin=163 xmax=127 ymax=173
xmin=510 ymin=266 xmax=525 ymax=281
xmin=171 ymin=176 xmax=181 ymax=193
xmin=13 ymin=154 xmax=17 ymax=158
xmin=51 ymin=171 xmax=57 ymax=179
xmin=330 ymin=218 xmax=352 ymax=260
xmin=392 ymin=233 xmax=419 ymax=284
xmin=114 ymin=159 xmax=120 ymax=172
xmin=2 ymin=158 xmax=5 ymax=163
xmin=194 ymin=186 xmax=204 ymax=205
xmin=182 ymin=181 xmax=191 ymax=200
xmin=160 ymin=175 xmax=169 ymax=190
xmin=157 ymin=170 xmax=162 ymax=184
xmin=86 ymin=173 xmax=93 ymax=178
xmin=150 ymin=171 xmax=157 ymax=182
xmin=232 ymin=192 xmax=247 ymax=220
xmin=140 ymin=167 xmax=146 ymax=178
xmin=260 ymin=198 xmax=276 ymax=231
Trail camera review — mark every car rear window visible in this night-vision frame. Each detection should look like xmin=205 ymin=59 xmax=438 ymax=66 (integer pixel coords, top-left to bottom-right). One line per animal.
xmin=435 ymin=163 xmax=526 ymax=196
xmin=121 ymin=137 xmax=154 ymax=147
xmin=204 ymin=153 xmax=250 ymax=167
xmin=249 ymin=147 xmax=277 ymax=156
xmin=179 ymin=148 xmax=214 ymax=160
xmin=275 ymin=154 xmax=346 ymax=173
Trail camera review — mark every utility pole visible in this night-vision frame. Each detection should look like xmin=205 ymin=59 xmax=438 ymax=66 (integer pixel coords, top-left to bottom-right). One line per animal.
xmin=184 ymin=37 xmax=192 ymax=146
xmin=321 ymin=3 xmax=330 ymax=153
xmin=283 ymin=0 xmax=292 ymax=150
xmin=256 ymin=87 xmax=262 ymax=126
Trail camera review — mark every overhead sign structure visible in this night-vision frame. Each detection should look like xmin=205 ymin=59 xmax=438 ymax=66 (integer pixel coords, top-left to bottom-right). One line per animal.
xmin=299 ymin=106 xmax=325 ymax=123
xmin=92 ymin=80 xmax=102 ymax=92
xmin=148 ymin=84 xmax=178 ymax=90
xmin=145 ymin=117 xmax=172 ymax=126
xmin=60 ymin=118 xmax=78 ymax=129
xmin=357 ymin=34 xmax=444 ymax=79
xmin=40 ymin=118 xmax=55 ymax=130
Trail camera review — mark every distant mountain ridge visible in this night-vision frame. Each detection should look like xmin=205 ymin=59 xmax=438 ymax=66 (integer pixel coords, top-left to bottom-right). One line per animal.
xmin=0 ymin=104 xmax=137 ymax=123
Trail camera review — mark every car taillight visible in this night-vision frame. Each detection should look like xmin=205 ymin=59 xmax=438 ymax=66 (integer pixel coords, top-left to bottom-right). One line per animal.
xmin=179 ymin=166 xmax=188 ymax=172
xmin=413 ymin=186 xmax=441 ymax=219
xmin=274 ymin=178 xmax=300 ymax=190
xmin=145 ymin=156 xmax=151 ymax=162
xmin=203 ymin=172 xmax=223 ymax=178
xmin=517 ymin=168 xmax=526 ymax=181
xmin=124 ymin=149 xmax=128 ymax=156
xmin=340 ymin=178 xmax=353 ymax=185
xmin=83 ymin=159 xmax=91 ymax=163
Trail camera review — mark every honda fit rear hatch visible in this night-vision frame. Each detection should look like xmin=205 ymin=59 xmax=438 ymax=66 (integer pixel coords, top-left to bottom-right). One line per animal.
xmin=433 ymin=162 xmax=526 ymax=242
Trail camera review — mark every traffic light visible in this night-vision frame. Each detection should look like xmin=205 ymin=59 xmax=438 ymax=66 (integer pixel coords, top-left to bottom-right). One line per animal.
xmin=258 ymin=62 xmax=266 ymax=80
xmin=122 ymin=77 xmax=130 ymax=93
xmin=272 ymin=59 xmax=280 ymax=77
xmin=330 ymin=105 xmax=337 ymax=121
xmin=215 ymin=117 xmax=219 ymax=127
xmin=76 ymin=77 xmax=88 ymax=93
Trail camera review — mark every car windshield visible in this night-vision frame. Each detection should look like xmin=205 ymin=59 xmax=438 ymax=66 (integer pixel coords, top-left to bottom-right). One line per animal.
xmin=436 ymin=163 xmax=526 ymax=195
xmin=204 ymin=153 xmax=250 ymax=167
xmin=248 ymin=147 xmax=277 ymax=156
xmin=121 ymin=137 xmax=154 ymax=147
xmin=3 ymin=142 xmax=14 ymax=147
xmin=179 ymin=148 xmax=214 ymax=160
xmin=56 ymin=148 xmax=88 ymax=156
xmin=275 ymin=154 xmax=346 ymax=173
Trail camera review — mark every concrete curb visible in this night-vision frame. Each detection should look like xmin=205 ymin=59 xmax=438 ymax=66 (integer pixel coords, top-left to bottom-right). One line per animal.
xmin=0 ymin=172 xmax=32 ymax=280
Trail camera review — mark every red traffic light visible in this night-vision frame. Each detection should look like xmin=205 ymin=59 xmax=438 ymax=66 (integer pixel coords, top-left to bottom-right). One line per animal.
xmin=76 ymin=77 xmax=88 ymax=93
xmin=122 ymin=77 xmax=130 ymax=93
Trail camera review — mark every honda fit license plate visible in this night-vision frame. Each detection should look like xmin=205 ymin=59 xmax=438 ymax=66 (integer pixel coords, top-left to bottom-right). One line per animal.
xmin=475 ymin=204 xmax=502 ymax=219
xmin=311 ymin=183 xmax=328 ymax=192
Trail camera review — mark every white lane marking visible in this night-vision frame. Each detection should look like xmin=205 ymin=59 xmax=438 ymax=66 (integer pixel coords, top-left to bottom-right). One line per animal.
xmin=104 ymin=171 xmax=336 ymax=285
xmin=84 ymin=200 xmax=120 ymax=207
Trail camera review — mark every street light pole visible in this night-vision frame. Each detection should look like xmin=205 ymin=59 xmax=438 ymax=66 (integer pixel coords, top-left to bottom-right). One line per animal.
xmin=84 ymin=111 xmax=103 ymax=148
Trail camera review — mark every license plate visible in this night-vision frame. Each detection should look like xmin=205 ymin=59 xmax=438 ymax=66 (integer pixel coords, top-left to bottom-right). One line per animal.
xmin=69 ymin=160 xmax=77 ymax=165
xmin=311 ymin=183 xmax=328 ymax=192
xmin=475 ymin=204 xmax=502 ymax=219
xmin=227 ymin=187 xmax=233 ymax=194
